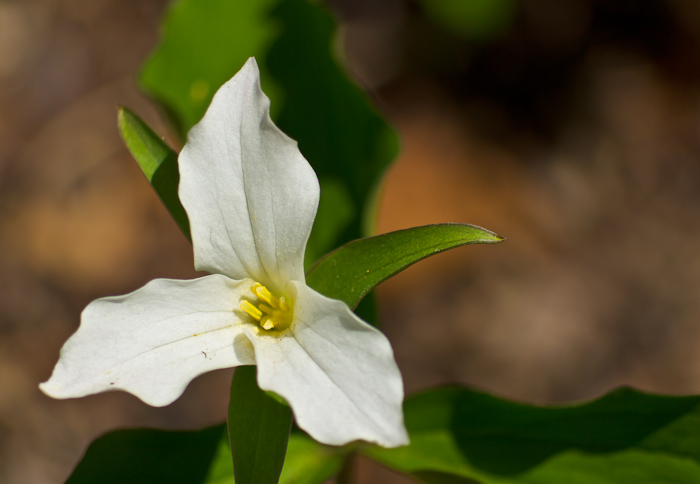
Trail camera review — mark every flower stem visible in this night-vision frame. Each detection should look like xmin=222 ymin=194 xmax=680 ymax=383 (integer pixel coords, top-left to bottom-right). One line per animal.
xmin=227 ymin=366 xmax=293 ymax=484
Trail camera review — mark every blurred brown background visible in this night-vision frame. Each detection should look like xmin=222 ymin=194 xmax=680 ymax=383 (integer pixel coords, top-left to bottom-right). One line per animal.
xmin=3 ymin=0 xmax=700 ymax=482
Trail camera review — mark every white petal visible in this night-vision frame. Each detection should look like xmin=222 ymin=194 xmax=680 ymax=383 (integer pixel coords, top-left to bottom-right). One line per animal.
xmin=40 ymin=275 xmax=255 ymax=407
xmin=247 ymin=282 xmax=409 ymax=447
xmin=179 ymin=58 xmax=319 ymax=292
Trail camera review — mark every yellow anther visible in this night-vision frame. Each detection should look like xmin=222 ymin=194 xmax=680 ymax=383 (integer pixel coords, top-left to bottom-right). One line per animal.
xmin=251 ymin=283 xmax=279 ymax=308
xmin=243 ymin=283 xmax=293 ymax=332
xmin=240 ymin=300 xmax=262 ymax=321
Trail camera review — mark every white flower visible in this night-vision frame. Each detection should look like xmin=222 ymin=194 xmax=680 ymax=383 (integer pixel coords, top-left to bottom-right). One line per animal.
xmin=40 ymin=58 xmax=408 ymax=448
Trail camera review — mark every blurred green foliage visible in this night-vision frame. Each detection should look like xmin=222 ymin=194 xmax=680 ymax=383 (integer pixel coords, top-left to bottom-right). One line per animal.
xmin=140 ymin=0 xmax=398 ymax=267
xmin=140 ymin=0 xmax=280 ymax=137
xmin=420 ymin=0 xmax=516 ymax=41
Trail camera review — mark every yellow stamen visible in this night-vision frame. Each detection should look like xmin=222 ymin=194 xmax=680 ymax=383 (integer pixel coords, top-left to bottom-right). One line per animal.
xmin=240 ymin=300 xmax=262 ymax=321
xmin=251 ymin=283 xmax=279 ymax=308
xmin=241 ymin=283 xmax=292 ymax=331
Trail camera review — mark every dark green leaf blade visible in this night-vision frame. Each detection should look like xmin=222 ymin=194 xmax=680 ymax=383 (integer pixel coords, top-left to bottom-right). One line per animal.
xmin=117 ymin=107 xmax=190 ymax=240
xmin=228 ymin=366 xmax=293 ymax=484
xmin=306 ymin=223 xmax=503 ymax=308
xmin=65 ymin=425 xmax=224 ymax=484
xmin=362 ymin=386 xmax=700 ymax=484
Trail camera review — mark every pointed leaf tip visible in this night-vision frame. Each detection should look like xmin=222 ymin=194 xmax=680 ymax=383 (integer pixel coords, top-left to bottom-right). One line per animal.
xmin=117 ymin=107 xmax=191 ymax=240
xmin=306 ymin=223 xmax=503 ymax=309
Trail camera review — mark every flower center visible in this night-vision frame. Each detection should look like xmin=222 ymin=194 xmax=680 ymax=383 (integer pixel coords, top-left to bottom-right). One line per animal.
xmin=240 ymin=283 xmax=293 ymax=331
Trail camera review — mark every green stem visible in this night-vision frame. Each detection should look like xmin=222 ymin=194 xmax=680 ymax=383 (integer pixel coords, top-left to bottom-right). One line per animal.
xmin=227 ymin=366 xmax=293 ymax=484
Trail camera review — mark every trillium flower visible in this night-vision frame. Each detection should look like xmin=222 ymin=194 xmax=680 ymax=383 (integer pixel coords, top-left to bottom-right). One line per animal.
xmin=40 ymin=58 xmax=408 ymax=448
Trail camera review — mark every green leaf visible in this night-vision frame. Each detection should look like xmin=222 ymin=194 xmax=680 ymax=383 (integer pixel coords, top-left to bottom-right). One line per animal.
xmin=363 ymin=386 xmax=700 ymax=484
xmin=227 ymin=366 xmax=292 ymax=484
xmin=65 ymin=425 xmax=223 ymax=484
xmin=117 ymin=107 xmax=190 ymax=240
xmin=140 ymin=0 xmax=398 ymax=265
xmin=306 ymin=223 xmax=503 ymax=309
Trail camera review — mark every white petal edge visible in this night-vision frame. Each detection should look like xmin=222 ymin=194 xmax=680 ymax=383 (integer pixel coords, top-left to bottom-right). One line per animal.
xmin=246 ymin=282 xmax=409 ymax=447
xmin=179 ymin=58 xmax=320 ymax=292
xmin=40 ymin=275 xmax=256 ymax=407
